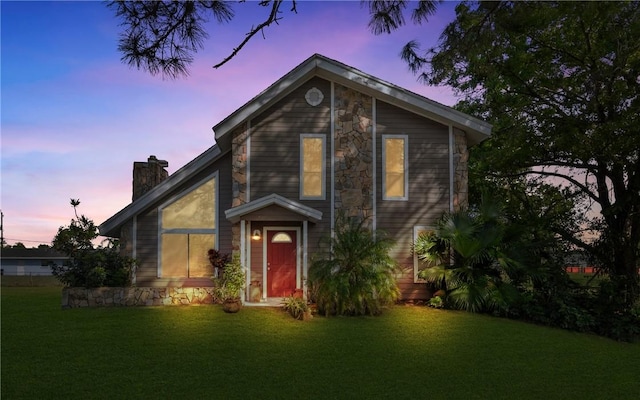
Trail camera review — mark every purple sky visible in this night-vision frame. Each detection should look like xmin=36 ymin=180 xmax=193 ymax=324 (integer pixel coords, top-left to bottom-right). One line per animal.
xmin=1 ymin=1 xmax=459 ymax=247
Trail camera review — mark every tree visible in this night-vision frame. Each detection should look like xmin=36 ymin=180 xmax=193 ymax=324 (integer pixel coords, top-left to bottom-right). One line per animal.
xmin=51 ymin=199 xmax=136 ymax=287
xmin=392 ymin=1 xmax=640 ymax=307
xmin=108 ymin=0 xmax=440 ymax=78
xmin=108 ymin=0 xmax=299 ymax=78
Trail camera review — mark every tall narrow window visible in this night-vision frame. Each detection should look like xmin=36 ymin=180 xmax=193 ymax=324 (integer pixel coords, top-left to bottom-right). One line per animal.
xmin=300 ymin=134 xmax=326 ymax=199
xmin=383 ymin=135 xmax=408 ymax=200
xmin=159 ymin=174 xmax=217 ymax=278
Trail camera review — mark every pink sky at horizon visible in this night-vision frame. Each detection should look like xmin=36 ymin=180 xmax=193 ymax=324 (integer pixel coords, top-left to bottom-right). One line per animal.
xmin=1 ymin=1 xmax=460 ymax=247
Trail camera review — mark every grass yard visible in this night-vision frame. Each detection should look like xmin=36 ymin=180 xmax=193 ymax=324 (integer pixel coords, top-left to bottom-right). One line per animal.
xmin=2 ymin=287 xmax=639 ymax=399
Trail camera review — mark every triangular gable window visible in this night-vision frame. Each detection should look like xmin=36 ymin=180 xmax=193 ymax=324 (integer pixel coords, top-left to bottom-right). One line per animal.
xmin=159 ymin=173 xmax=218 ymax=278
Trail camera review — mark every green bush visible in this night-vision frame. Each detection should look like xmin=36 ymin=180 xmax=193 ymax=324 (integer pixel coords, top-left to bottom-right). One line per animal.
xmin=415 ymin=198 xmax=528 ymax=313
xmin=308 ymin=215 xmax=400 ymax=316
xmin=281 ymin=296 xmax=309 ymax=320
xmin=51 ymin=199 xmax=136 ymax=287
xmin=211 ymin=254 xmax=245 ymax=302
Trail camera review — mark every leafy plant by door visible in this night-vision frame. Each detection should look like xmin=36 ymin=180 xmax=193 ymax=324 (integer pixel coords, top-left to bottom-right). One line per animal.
xmin=309 ymin=215 xmax=400 ymax=316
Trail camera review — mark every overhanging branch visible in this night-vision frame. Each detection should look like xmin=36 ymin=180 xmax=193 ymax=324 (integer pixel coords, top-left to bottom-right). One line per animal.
xmin=213 ymin=0 xmax=295 ymax=68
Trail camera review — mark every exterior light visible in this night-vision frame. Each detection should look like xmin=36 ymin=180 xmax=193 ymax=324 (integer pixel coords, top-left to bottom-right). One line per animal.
xmin=251 ymin=230 xmax=262 ymax=241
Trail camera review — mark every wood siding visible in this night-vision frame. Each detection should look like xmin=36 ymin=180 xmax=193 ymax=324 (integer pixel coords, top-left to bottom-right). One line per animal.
xmin=134 ymin=151 xmax=233 ymax=287
xmin=248 ymin=77 xmax=332 ymax=259
xmin=129 ymin=81 xmax=465 ymax=300
xmin=376 ymin=100 xmax=450 ymax=299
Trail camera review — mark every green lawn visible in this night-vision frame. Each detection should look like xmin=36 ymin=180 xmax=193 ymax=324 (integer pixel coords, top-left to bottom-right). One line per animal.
xmin=2 ymin=287 xmax=639 ymax=399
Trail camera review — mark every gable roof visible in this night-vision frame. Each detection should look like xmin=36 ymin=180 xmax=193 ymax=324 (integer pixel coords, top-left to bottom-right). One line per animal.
xmin=213 ymin=53 xmax=491 ymax=150
xmin=99 ymin=54 xmax=491 ymax=238
xmin=225 ymin=194 xmax=322 ymax=224
xmin=99 ymin=145 xmax=226 ymax=237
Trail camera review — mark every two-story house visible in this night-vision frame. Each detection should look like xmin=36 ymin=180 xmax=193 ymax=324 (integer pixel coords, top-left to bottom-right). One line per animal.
xmin=98 ymin=54 xmax=491 ymax=302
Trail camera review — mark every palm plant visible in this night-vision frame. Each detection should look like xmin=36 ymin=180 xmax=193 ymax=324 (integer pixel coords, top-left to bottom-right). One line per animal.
xmin=416 ymin=196 xmax=529 ymax=313
xmin=309 ymin=215 xmax=400 ymax=316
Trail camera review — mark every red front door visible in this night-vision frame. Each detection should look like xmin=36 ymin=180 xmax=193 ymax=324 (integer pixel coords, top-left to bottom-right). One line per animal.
xmin=267 ymin=230 xmax=297 ymax=297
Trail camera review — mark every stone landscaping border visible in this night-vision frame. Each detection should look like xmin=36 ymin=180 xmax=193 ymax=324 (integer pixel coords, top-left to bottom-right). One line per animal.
xmin=62 ymin=287 xmax=217 ymax=308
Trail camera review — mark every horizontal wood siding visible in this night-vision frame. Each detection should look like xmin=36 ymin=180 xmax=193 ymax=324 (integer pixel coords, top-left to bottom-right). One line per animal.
xmin=135 ymin=151 xmax=233 ymax=286
xmin=376 ymin=100 xmax=450 ymax=299
xmin=135 ymin=208 xmax=158 ymax=282
xmin=249 ymin=77 xmax=332 ymax=261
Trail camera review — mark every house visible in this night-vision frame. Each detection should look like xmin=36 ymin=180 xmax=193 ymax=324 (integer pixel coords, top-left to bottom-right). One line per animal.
xmin=98 ymin=54 xmax=491 ymax=302
xmin=0 ymin=247 xmax=67 ymax=276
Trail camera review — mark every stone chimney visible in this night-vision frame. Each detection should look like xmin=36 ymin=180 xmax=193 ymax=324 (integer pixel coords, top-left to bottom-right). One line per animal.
xmin=132 ymin=155 xmax=169 ymax=201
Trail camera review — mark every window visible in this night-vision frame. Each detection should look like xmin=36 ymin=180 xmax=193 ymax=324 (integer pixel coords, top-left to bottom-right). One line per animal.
xmin=271 ymin=232 xmax=293 ymax=243
xmin=300 ymin=134 xmax=326 ymax=199
xmin=413 ymin=225 xmax=435 ymax=283
xmin=382 ymin=135 xmax=408 ymax=200
xmin=159 ymin=174 xmax=217 ymax=278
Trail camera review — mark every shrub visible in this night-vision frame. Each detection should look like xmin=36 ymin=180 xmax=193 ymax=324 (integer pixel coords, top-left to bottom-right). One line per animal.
xmin=308 ymin=215 xmax=400 ymax=316
xmin=208 ymin=248 xmax=230 ymax=278
xmin=212 ymin=254 xmax=245 ymax=302
xmin=415 ymin=196 xmax=529 ymax=313
xmin=282 ymin=296 xmax=310 ymax=320
xmin=51 ymin=199 xmax=136 ymax=287
xmin=428 ymin=295 xmax=445 ymax=309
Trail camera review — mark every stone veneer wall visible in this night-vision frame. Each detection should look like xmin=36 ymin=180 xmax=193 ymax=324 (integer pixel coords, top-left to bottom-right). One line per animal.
xmin=333 ymin=84 xmax=374 ymax=225
xmin=62 ymin=287 xmax=217 ymax=308
xmin=452 ymin=128 xmax=469 ymax=211
xmin=231 ymin=123 xmax=249 ymax=253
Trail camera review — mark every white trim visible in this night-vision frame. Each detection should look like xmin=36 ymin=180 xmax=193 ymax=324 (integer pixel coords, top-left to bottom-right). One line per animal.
xmin=99 ymin=145 xmax=226 ymax=237
xmin=240 ymin=219 xmax=247 ymax=304
xmin=262 ymin=226 xmax=302 ymax=300
xmin=246 ymin=221 xmax=252 ymax=300
xmin=157 ymin=171 xmax=219 ymax=278
xmin=299 ymin=133 xmax=327 ymax=200
xmin=246 ymin=120 xmax=251 ymax=203
xmin=330 ymin=82 xmax=336 ymax=233
xmin=413 ymin=225 xmax=435 ymax=283
xmin=303 ymin=220 xmax=308 ymax=297
xmin=225 ymin=193 xmax=322 ymax=223
xmin=381 ymin=134 xmax=409 ymax=201
xmin=240 ymin=220 xmax=246 ymax=270
xmin=212 ymin=54 xmax=491 ymax=147
xmin=449 ymin=125 xmax=454 ymax=212
xmin=132 ymin=215 xmax=137 ymax=284
xmin=372 ymin=98 xmax=377 ymax=232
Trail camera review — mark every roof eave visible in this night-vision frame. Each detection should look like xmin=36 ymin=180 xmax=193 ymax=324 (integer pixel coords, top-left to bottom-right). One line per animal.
xmin=213 ymin=54 xmax=491 ymax=147
xmin=225 ymin=194 xmax=322 ymax=224
xmin=99 ymin=145 xmax=227 ymax=237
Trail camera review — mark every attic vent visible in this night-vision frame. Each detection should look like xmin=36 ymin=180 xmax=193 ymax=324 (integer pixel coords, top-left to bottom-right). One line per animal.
xmin=305 ymin=87 xmax=324 ymax=106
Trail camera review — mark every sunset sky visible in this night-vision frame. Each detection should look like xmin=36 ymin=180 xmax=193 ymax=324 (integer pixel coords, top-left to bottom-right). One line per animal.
xmin=1 ymin=1 xmax=459 ymax=247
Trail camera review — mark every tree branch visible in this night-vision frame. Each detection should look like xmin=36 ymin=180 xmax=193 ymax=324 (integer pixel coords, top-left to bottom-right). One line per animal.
xmin=213 ymin=0 xmax=293 ymax=68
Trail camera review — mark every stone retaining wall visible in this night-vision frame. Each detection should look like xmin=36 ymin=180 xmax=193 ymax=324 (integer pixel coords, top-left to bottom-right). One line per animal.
xmin=62 ymin=287 xmax=217 ymax=308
